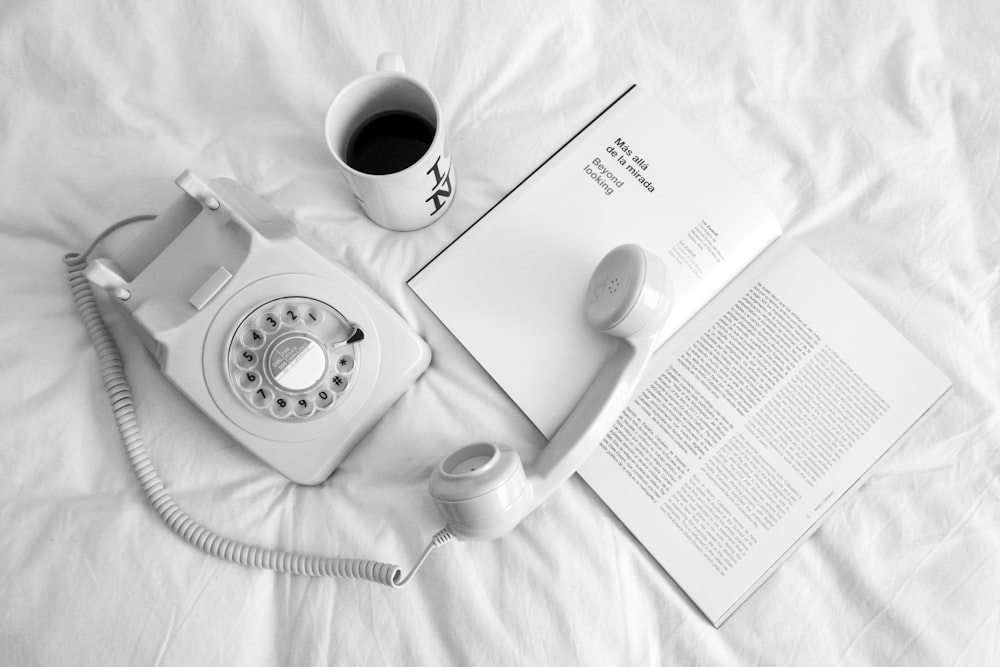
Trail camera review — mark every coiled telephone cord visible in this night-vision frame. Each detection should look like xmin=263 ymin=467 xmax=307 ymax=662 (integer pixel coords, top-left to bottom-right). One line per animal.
xmin=63 ymin=216 xmax=452 ymax=587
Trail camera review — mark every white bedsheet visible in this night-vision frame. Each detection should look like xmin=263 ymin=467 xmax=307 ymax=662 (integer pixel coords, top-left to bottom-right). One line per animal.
xmin=2 ymin=1 xmax=998 ymax=664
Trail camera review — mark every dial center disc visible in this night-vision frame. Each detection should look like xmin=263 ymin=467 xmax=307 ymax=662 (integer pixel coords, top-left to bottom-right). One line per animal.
xmin=266 ymin=333 xmax=327 ymax=391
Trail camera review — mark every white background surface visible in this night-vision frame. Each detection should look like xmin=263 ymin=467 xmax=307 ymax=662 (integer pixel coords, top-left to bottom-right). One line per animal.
xmin=1 ymin=1 xmax=997 ymax=664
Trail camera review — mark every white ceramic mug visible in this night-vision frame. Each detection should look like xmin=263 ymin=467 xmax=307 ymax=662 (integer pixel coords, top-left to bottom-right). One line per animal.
xmin=324 ymin=53 xmax=455 ymax=231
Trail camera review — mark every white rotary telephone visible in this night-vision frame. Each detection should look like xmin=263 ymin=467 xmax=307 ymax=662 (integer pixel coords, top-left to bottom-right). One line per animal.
xmin=66 ymin=171 xmax=673 ymax=584
xmin=81 ymin=171 xmax=431 ymax=484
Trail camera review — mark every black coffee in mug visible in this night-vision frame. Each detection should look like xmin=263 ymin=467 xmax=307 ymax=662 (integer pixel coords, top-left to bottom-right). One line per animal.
xmin=324 ymin=52 xmax=455 ymax=230
xmin=345 ymin=110 xmax=435 ymax=175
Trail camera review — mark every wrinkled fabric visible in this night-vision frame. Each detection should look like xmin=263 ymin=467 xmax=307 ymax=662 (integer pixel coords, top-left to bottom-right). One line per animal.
xmin=0 ymin=1 xmax=997 ymax=664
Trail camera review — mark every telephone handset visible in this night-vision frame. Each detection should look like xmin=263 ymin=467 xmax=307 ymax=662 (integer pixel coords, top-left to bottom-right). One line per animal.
xmin=82 ymin=170 xmax=431 ymax=484
xmin=429 ymin=243 xmax=673 ymax=540
xmin=66 ymin=171 xmax=673 ymax=584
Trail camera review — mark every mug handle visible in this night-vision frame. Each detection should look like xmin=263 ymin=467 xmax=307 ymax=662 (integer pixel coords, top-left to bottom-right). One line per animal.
xmin=376 ymin=52 xmax=406 ymax=74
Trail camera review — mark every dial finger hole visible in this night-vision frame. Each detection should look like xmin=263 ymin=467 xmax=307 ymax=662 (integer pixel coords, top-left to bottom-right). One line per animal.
xmin=243 ymin=328 xmax=266 ymax=349
xmin=293 ymin=397 xmax=315 ymax=418
xmin=315 ymin=389 xmax=334 ymax=410
xmin=235 ymin=348 xmax=257 ymax=370
xmin=251 ymin=386 xmax=271 ymax=408
xmin=281 ymin=305 xmax=301 ymax=326
xmin=238 ymin=369 xmax=262 ymax=391
xmin=303 ymin=307 xmax=324 ymax=326
xmin=330 ymin=375 xmax=349 ymax=393
xmin=271 ymin=395 xmax=292 ymax=418
xmin=259 ymin=312 xmax=281 ymax=333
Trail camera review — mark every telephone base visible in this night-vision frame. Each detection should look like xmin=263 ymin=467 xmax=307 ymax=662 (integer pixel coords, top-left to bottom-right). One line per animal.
xmin=87 ymin=172 xmax=431 ymax=484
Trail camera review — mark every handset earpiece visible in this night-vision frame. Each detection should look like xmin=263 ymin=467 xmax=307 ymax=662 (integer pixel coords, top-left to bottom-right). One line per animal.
xmin=584 ymin=243 xmax=670 ymax=338
xmin=429 ymin=244 xmax=673 ymax=540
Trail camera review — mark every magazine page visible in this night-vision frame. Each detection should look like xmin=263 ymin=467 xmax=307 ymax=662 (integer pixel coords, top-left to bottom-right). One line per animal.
xmin=579 ymin=237 xmax=952 ymax=625
xmin=409 ymin=85 xmax=782 ymax=437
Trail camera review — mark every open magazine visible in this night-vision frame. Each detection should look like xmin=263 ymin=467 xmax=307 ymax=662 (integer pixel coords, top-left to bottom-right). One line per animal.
xmin=407 ymin=85 xmax=951 ymax=625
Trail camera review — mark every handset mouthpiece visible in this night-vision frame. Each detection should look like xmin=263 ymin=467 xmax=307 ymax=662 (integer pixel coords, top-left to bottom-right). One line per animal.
xmin=428 ymin=442 xmax=530 ymax=541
